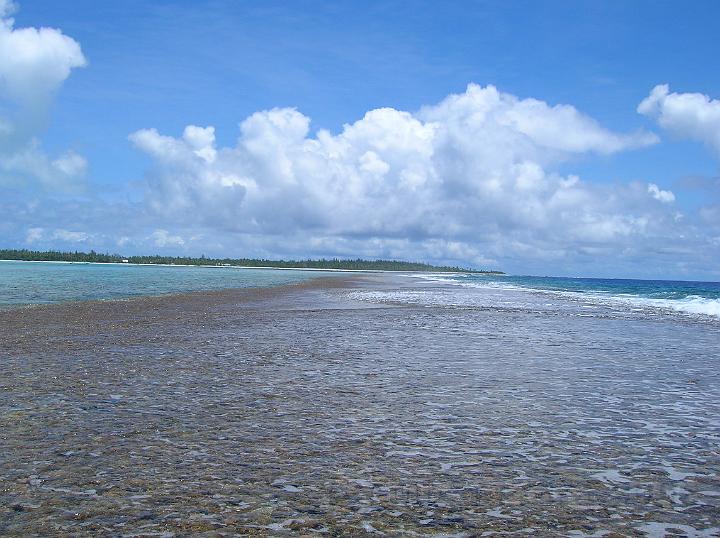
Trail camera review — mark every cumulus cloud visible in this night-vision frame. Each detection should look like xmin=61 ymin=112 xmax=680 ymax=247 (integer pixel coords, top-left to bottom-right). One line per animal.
xmin=0 ymin=0 xmax=15 ymax=17
xmin=129 ymin=83 xmax=676 ymax=269
xmin=0 ymin=143 xmax=87 ymax=190
xmin=638 ymin=84 xmax=720 ymax=156
xmin=7 ymin=80 xmax=716 ymax=277
xmin=421 ymin=84 xmax=658 ymax=157
xmin=0 ymin=2 xmax=87 ymax=190
xmin=53 ymin=229 xmax=90 ymax=242
xmin=24 ymin=227 xmax=91 ymax=244
xmin=150 ymin=229 xmax=185 ymax=248
xmin=0 ymin=2 xmax=85 ymax=108
xmin=647 ymin=183 xmax=675 ymax=203
xmin=639 ymin=84 xmax=720 ymax=250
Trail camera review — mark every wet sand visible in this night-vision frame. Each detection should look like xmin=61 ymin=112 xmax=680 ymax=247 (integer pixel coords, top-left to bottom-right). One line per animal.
xmin=1 ymin=274 xmax=719 ymax=536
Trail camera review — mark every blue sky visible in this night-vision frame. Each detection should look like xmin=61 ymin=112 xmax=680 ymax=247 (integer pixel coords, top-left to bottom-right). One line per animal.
xmin=1 ymin=0 xmax=720 ymax=278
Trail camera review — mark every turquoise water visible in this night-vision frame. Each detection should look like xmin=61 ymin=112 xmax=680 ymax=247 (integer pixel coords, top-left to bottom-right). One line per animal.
xmin=0 ymin=261 xmax=330 ymax=307
xmin=3 ymin=261 xmax=719 ymax=318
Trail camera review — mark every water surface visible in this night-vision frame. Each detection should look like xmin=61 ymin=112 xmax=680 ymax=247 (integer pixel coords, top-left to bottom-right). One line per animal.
xmin=0 ymin=261 xmax=332 ymax=307
xmin=1 ymin=275 xmax=718 ymax=536
xmin=375 ymin=273 xmax=720 ymax=320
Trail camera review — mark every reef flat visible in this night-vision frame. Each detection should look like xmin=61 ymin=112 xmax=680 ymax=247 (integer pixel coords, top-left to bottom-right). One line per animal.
xmin=1 ymin=274 xmax=718 ymax=536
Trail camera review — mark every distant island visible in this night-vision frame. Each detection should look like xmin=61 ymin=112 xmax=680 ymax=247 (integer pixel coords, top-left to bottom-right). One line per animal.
xmin=0 ymin=248 xmax=504 ymax=274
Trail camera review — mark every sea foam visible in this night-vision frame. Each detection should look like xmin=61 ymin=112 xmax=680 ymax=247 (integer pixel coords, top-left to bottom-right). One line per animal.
xmin=403 ymin=273 xmax=720 ymax=319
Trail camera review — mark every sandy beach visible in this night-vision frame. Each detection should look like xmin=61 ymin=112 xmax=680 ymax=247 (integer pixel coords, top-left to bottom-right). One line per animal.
xmin=1 ymin=273 xmax=719 ymax=536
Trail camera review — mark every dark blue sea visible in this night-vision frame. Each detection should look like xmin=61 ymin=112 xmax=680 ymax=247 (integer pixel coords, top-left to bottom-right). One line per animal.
xmin=349 ymin=272 xmax=720 ymax=321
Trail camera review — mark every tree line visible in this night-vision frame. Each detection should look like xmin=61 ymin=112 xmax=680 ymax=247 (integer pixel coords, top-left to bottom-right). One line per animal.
xmin=0 ymin=248 xmax=503 ymax=274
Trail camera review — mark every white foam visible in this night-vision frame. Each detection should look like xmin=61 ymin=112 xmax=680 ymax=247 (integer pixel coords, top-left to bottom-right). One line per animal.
xmin=409 ymin=274 xmax=720 ymax=319
xmin=599 ymin=294 xmax=720 ymax=318
xmin=664 ymin=296 xmax=720 ymax=317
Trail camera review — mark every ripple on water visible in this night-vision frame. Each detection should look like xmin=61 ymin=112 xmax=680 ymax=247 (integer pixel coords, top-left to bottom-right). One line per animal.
xmin=0 ymin=282 xmax=719 ymax=535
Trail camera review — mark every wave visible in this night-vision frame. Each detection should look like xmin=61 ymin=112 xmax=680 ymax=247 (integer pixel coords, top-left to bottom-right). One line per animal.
xmin=409 ymin=274 xmax=720 ymax=319
xmin=627 ymin=295 xmax=720 ymax=318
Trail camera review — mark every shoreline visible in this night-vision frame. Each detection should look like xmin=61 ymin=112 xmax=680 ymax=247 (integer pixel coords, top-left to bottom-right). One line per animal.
xmin=0 ymin=258 xmax=502 ymax=275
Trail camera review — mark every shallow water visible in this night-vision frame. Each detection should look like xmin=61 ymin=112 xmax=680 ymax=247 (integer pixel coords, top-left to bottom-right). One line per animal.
xmin=1 ymin=276 xmax=718 ymax=536
xmin=0 ymin=261 xmax=331 ymax=307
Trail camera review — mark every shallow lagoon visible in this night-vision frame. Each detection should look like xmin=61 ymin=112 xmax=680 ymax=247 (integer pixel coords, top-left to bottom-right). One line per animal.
xmin=0 ymin=261 xmax=329 ymax=307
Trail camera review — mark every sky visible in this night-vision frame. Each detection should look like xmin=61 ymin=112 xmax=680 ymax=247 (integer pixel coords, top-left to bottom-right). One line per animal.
xmin=1 ymin=0 xmax=719 ymax=279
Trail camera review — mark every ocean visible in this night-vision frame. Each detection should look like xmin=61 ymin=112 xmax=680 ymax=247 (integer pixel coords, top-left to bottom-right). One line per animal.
xmin=349 ymin=272 xmax=720 ymax=322
xmin=2 ymin=260 xmax=718 ymax=321
xmin=0 ymin=260 xmax=331 ymax=307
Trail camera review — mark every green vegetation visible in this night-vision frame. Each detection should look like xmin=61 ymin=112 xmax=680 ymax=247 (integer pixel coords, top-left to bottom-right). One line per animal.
xmin=1 ymin=249 xmax=121 ymax=263
xmin=0 ymin=248 xmax=503 ymax=274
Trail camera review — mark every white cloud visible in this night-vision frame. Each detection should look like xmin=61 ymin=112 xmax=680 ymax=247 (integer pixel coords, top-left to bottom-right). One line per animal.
xmin=25 ymin=226 xmax=42 ymax=243
xmin=52 ymin=229 xmax=89 ymax=242
xmin=0 ymin=2 xmax=87 ymax=189
xmin=24 ymin=227 xmax=90 ymax=244
xmin=52 ymin=152 xmax=87 ymax=177
xmin=0 ymin=0 xmax=17 ymax=20
xmin=421 ymin=84 xmax=658 ymax=156
xmin=0 ymin=4 xmax=86 ymax=107
xmin=8 ymin=81 xmax=714 ymax=278
xmin=0 ymin=143 xmax=87 ymax=190
xmin=638 ymin=84 xmax=720 ymax=156
xmin=129 ymin=84 xmax=672 ymax=268
xmin=150 ymin=229 xmax=185 ymax=248
xmin=647 ymin=183 xmax=675 ymax=203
